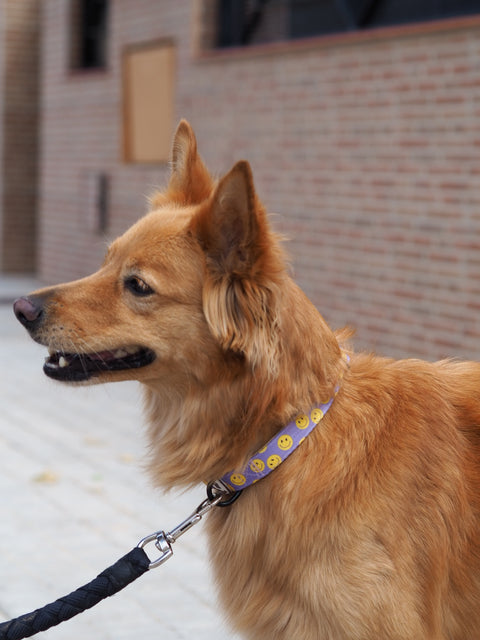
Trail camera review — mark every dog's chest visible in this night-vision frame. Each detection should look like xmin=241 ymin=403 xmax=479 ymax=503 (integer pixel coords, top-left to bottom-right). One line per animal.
xmin=206 ymin=493 xmax=422 ymax=639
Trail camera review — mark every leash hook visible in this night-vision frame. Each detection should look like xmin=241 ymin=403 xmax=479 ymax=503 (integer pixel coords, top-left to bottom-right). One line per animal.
xmin=138 ymin=483 xmax=239 ymax=569
xmin=0 ymin=484 xmax=241 ymax=639
xmin=137 ymin=530 xmax=173 ymax=569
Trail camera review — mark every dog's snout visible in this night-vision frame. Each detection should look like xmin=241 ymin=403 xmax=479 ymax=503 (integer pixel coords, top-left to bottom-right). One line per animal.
xmin=13 ymin=296 xmax=44 ymax=330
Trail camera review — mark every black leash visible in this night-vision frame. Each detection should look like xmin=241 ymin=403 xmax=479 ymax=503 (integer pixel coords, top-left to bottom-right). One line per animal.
xmin=0 ymin=548 xmax=150 ymax=640
xmin=0 ymin=483 xmax=240 ymax=640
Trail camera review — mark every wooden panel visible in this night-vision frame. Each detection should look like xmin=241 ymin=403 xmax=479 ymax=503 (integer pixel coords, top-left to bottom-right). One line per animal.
xmin=123 ymin=42 xmax=175 ymax=163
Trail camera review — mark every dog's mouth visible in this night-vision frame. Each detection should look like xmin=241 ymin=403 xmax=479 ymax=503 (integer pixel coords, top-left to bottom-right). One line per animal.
xmin=43 ymin=346 xmax=156 ymax=382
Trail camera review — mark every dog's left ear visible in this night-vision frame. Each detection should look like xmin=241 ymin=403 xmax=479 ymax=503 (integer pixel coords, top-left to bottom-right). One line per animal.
xmin=191 ymin=161 xmax=283 ymax=370
xmin=195 ymin=160 xmax=260 ymax=274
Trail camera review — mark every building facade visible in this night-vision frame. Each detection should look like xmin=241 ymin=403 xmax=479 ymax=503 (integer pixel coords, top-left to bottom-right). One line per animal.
xmin=32 ymin=1 xmax=480 ymax=359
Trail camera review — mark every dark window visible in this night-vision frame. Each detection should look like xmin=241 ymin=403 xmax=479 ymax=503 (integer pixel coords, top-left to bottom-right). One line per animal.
xmin=366 ymin=0 xmax=480 ymax=27
xmin=216 ymin=0 xmax=480 ymax=47
xmin=71 ymin=0 xmax=109 ymax=69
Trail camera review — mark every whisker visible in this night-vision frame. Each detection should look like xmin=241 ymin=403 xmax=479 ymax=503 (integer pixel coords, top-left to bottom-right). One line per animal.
xmin=72 ymin=336 xmax=111 ymax=371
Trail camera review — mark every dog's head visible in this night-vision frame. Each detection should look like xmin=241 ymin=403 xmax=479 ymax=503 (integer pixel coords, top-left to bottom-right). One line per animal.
xmin=14 ymin=121 xmax=286 ymax=388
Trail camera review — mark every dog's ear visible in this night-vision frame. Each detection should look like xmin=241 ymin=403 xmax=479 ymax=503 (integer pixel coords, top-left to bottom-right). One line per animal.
xmin=192 ymin=161 xmax=284 ymax=371
xmin=149 ymin=120 xmax=213 ymax=209
xmin=169 ymin=120 xmax=213 ymax=204
xmin=197 ymin=160 xmax=259 ymax=274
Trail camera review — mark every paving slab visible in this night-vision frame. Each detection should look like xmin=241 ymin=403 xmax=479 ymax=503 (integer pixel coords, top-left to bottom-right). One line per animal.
xmin=0 ymin=276 xmax=240 ymax=639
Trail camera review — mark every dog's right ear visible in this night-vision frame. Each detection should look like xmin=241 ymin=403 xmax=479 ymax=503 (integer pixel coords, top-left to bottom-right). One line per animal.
xmin=168 ymin=120 xmax=213 ymax=204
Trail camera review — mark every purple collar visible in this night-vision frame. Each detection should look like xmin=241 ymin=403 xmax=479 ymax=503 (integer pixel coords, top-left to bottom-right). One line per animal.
xmin=216 ymin=353 xmax=349 ymax=494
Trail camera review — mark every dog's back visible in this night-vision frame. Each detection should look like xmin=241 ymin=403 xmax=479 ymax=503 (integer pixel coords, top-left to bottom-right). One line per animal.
xmin=206 ymin=354 xmax=480 ymax=639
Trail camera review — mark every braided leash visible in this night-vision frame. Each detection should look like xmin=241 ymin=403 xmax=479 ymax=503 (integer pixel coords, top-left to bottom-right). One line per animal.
xmin=0 ymin=381 xmax=347 ymax=639
xmin=0 ymin=485 xmax=235 ymax=640
xmin=0 ymin=548 xmax=150 ymax=640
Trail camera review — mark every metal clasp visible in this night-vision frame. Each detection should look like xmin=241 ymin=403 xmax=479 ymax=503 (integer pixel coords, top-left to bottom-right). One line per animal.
xmin=138 ymin=484 xmax=239 ymax=569
xmin=137 ymin=530 xmax=173 ymax=569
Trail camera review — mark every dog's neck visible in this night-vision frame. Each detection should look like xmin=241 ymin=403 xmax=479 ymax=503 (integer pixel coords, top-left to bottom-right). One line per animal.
xmin=144 ymin=280 xmax=346 ymax=490
xmin=216 ymin=351 xmax=349 ymax=493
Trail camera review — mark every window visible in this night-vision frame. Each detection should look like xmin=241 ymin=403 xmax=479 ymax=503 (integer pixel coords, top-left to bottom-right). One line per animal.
xmin=81 ymin=171 xmax=109 ymax=233
xmin=215 ymin=0 xmax=480 ymax=48
xmin=122 ymin=41 xmax=176 ymax=164
xmin=70 ymin=0 xmax=109 ymax=69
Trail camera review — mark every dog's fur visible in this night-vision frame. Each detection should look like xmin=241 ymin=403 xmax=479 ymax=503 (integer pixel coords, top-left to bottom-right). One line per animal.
xmin=16 ymin=121 xmax=480 ymax=639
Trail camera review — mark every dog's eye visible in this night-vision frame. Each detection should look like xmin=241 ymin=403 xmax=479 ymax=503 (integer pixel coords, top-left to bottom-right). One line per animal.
xmin=124 ymin=276 xmax=155 ymax=297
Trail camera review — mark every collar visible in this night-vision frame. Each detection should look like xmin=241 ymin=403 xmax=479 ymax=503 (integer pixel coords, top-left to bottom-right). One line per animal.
xmin=215 ymin=352 xmax=349 ymax=494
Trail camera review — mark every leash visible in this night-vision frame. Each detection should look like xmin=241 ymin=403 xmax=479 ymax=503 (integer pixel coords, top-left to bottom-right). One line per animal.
xmin=0 ymin=484 xmax=238 ymax=640
xmin=0 ymin=356 xmax=348 ymax=639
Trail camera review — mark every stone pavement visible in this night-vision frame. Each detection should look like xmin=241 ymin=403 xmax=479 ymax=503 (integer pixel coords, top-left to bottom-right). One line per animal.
xmin=0 ymin=276 xmax=241 ymax=639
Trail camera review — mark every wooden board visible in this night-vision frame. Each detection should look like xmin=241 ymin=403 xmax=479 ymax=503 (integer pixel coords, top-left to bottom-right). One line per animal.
xmin=123 ymin=41 xmax=175 ymax=163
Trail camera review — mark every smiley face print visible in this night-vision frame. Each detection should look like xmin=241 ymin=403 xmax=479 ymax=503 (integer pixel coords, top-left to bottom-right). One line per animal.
xmin=310 ymin=408 xmax=324 ymax=424
xmin=295 ymin=414 xmax=309 ymax=429
xmin=267 ymin=454 xmax=282 ymax=469
xmin=230 ymin=473 xmax=246 ymax=486
xmin=250 ymin=458 xmax=265 ymax=473
xmin=278 ymin=434 xmax=293 ymax=451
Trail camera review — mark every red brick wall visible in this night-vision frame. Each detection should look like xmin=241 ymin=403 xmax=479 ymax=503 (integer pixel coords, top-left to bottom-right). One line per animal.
xmin=39 ymin=1 xmax=480 ymax=360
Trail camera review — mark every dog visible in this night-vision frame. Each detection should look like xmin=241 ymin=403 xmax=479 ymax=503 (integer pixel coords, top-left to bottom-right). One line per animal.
xmin=14 ymin=120 xmax=480 ymax=639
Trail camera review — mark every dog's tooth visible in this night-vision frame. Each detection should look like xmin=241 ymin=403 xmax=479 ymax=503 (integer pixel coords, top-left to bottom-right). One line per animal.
xmin=59 ymin=356 xmax=68 ymax=368
xmin=115 ymin=349 xmax=128 ymax=358
xmin=125 ymin=346 xmax=138 ymax=355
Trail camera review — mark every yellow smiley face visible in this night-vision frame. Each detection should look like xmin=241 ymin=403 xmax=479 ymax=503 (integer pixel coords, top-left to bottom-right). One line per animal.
xmin=250 ymin=458 xmax=265 ymax=473
xmin=278 ymin=434 xmax=293 ymax=451
xmin=230 ymin=473 xmax=246 ymax=486
xmin=295 ymin=414 xmax=309 ymax=429
xmin=310 ymin=408 xmax=324 ymax=424
xmin=267 ymin=454 xmax=282 ymax=469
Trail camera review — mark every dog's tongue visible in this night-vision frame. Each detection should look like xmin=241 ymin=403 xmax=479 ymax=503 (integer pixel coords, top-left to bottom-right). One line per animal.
xmin=88 ymin=349 xmax=128 ymax=361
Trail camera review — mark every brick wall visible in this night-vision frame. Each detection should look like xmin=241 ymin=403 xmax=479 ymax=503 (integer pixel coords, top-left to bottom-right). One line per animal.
xmin=39 ymin=1 xmax=480 ymax=360
xmin=0 ymin=0 xmax=39 ymax=272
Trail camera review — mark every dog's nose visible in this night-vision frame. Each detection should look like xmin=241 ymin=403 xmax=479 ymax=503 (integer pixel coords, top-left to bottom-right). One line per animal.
xmin=13 ymin=296 xmax=43 ymax=330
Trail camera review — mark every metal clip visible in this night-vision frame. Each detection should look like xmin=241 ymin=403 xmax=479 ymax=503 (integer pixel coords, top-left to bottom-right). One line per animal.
xmin=206 ymin=480 xmax=242 ymax=507
xmin=138 ymin=486 xmax=236 ymax=569
xmin=137 ymin=530 xmax=173 ymax=569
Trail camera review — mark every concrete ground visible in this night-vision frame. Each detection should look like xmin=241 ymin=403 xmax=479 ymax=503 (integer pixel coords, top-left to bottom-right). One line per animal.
xmin=0 ymin=276 xmax=241 ymax=639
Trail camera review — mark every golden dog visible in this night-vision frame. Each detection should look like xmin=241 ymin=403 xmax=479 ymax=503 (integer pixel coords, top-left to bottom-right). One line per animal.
xmin=14 ymin=121 xmax=480 ymax=639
